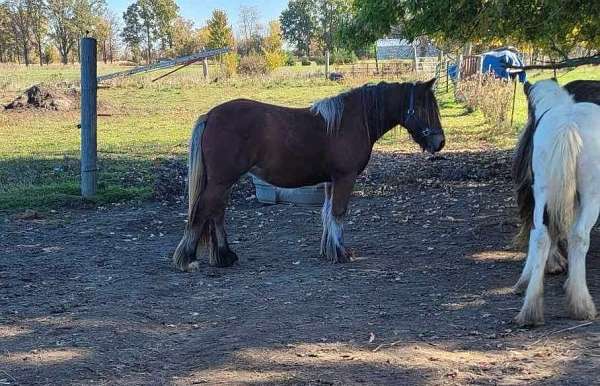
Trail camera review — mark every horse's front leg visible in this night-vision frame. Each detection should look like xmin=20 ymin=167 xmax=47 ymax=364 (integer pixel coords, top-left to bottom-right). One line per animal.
xmin=321 ymin=175 xmax=355 ymax=263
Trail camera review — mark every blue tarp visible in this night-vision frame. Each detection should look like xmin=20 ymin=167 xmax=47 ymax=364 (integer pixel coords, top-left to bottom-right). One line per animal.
xmin=448 ymin=49 xmax=527 ymax=82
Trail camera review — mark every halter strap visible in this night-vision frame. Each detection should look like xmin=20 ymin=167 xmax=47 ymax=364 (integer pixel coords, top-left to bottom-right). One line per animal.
xmin=534 ymin=108 xmax=551 ymax=128
xmin=405 ymin=83 xmax=440 ymax=138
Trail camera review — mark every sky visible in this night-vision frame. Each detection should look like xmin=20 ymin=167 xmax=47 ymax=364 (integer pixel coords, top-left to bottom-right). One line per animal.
xmin=107 ymin=0 xmax=289 ymax=33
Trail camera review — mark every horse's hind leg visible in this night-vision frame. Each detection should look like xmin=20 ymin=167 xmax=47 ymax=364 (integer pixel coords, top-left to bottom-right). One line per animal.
xmin=173 ymin=183 xmax=234 ymax=271
xmin=320 ymin=183 xmax=332 ymax=256
xmin=208 ymin=208 xmax=239 ymax=268
xmin=322 ymin=175 xmax=355 ymax=263
xmin=173 ymin=207 xmax=211 ymax=272
xmin=546 ymin=240 xmax=568 ymax=274
xmin=564 ymin=195 xmax=599 ymax=320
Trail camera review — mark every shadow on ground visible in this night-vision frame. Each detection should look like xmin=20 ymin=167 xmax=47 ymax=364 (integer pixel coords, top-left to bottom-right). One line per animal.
xmin=1 ymin=149 xmax=599 ymax=385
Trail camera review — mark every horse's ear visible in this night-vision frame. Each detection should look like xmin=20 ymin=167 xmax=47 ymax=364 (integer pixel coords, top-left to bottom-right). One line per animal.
xmin=524 ymin=81 xmax=532 ymax=96
xmin=424 ymin=78 xmax=437 ymax=89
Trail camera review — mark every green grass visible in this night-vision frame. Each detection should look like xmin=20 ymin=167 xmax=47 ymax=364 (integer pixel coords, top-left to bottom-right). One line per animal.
xmin=1 ymin=64 xmax=599 ymax=212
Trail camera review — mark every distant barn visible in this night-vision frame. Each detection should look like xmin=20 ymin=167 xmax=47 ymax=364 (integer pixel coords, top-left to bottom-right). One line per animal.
xmin=376 ymin=39 xmax=440 ymax=60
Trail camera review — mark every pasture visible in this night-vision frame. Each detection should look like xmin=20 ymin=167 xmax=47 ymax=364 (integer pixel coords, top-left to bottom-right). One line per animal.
xmin=1 ymin=64 xmax=600 ymax=384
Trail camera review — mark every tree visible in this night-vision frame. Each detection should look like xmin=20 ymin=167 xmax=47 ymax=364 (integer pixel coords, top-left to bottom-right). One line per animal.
xmin=238 ymin=5 xmax=262 ymax=55
xmin=26 ymin=0 xmax=48 ymax=65
xmin=280 ymin=0 xmax=316 ymax=57
xmin=343 ymin=0 xmax=600 ymax=59
xmin=121 ymin=0 xmax=178 ymax=64
xmin=47 ymin=0 xmax=77 ymax=64
xmin=148 ymin=0 xmax=178 ymax=52
xmin=169 ymin=17 xmax=205 ymax=57
xmin=98 ymin=10 xmax=119 ymax=63
xmin=122 ymin=3 xmax=141 ymax=61
xmin=263 ymin=20 xmax=285 ymax=70
xmin=0 ymin=3 xmax=18 ymax=62
xmin=315 ymin=0 xmax=350 ymax=53
xmin=206 ymin=9 xmax=234 ymax=50
xmin=5 ymin=0 xmax=33 ymax=65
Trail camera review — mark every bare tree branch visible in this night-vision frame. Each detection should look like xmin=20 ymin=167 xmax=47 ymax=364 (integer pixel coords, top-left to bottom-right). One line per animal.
xmin=507 ymin=54 xmax=600 ymax=70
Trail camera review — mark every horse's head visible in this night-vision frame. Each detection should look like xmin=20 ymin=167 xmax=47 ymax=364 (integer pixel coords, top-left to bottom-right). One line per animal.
xmin=397 ymin=79 xmax=445 ymax=153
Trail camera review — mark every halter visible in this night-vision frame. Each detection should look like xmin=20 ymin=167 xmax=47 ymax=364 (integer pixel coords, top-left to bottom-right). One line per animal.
xmin=534 ymin=108 xmax=551 ymax=129
xmin=405 ymin=83 xmax=440 ymax=138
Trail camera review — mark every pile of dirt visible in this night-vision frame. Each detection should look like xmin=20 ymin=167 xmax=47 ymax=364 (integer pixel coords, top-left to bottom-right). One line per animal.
xmin=3 ymin=85 xmax=79 ymax=111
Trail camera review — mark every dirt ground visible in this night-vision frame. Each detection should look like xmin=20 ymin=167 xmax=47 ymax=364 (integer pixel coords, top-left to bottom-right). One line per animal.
xmin=2 ymin=149 xmax=600 ymax=385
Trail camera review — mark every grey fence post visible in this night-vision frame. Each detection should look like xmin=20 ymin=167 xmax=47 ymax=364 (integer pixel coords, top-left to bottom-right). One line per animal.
xmin=325 ymin=50 xmax=330 ymax=79
xmin=80 ymin=37 xmax=97 ymax=197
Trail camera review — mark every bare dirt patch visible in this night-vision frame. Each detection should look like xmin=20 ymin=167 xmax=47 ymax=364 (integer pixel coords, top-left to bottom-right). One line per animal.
xmin=1 ymin=149 xmax=599 ymax=385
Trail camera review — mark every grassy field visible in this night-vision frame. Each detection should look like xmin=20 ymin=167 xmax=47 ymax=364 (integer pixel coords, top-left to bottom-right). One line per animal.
xmin=0 ymin=63 xmax=598 ymax=211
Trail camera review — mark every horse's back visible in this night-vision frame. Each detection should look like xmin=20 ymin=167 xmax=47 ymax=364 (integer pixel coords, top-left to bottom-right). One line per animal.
xmin=565 ymin=80 xmax=600 ymax=105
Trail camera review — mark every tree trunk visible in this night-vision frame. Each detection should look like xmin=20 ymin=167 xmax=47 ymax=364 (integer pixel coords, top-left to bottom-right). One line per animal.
xmin=23 ymin=44 xmax=30 ymax=66
xmin=38 ymin=40 xmax=43 ymax=66
xmin=76 ymin=39 xmax=81 ymax=62
xmin=146 ymin=25 xmax=151 ymax=64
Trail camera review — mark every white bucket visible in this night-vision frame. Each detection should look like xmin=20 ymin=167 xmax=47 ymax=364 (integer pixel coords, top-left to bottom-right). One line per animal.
xmin=251 ymin=175 xmax=325 ymax=206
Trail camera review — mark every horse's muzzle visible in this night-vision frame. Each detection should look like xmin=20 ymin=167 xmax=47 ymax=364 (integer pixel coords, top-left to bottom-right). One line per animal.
xmin=427 ymin=134 xmax=445 ymax=153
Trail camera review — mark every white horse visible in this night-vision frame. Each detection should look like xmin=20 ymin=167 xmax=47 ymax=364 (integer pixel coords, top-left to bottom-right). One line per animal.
xmin=515 ymin=79 xmax=600 ymax=326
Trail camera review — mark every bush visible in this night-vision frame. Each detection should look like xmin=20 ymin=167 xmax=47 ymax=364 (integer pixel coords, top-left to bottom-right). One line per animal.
xmin=238 ymin=52 xmax=268 ymax=75
xmin=264 ymin=50 xmax=286 ymax=71
xmin=284 ymin=52 xmax=298 ymax=66
xmin=331 ymin=48 xmax=358 ymax=65
xmin=222 ymin=52 xmax=239 ymax=78
xmin=456 ymin=73 xmax=515 ymax=131
xmin=312 ymin=56 xmax=326 ymax=65
xmin=301 ymin=58 xmax=312 ymax=66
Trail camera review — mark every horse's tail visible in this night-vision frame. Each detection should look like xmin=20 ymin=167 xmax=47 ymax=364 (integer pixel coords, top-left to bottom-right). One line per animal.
xmin=173 ymin=114 xmax=211 ymax=271
xmin=546 ymin=122 xmax=582 ymax=240
xmin=513 ymin=118 xmax=535 ymax=248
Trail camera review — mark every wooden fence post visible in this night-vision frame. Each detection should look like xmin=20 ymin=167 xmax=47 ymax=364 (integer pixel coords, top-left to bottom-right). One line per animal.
xmin=203 ymin=58 xmax=209 ymax=80
xmin=80 ymin=37 xmax=97 ymax=197
xmin=374 ymin=44 xmax=380 ymax=74
xmin=413 ymin=45 xmax=419 ymax=73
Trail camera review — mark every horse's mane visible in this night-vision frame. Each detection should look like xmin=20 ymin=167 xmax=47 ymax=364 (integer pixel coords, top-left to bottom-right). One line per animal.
xmin=513 ymin=80 xmax=600 ymax=247
xmin=310 ymin=90 xmax=348 ymax=134
xmin=310 ymin=82 xmax=401 ymax=136
xmin=311 ymin=81 xmax=441 ymax=140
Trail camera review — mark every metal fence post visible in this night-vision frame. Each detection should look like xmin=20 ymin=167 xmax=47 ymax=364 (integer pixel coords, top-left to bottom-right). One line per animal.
xmin=80 ymin=37 xmax=97 ymax=197
xmin=325 ymin=50 xmax=330 ymax=79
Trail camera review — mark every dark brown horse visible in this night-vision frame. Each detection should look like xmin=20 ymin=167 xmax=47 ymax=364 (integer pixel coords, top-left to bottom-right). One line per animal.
xmin=513 ymin=79 xmax=600 ymax=277
xmin=173 ymin=80 xmax=445 ymax=272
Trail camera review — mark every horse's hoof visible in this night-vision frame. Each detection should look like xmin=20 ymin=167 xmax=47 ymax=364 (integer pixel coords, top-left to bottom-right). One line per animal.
xmin=210 ymin=248 xmax=239 ymax=268
xmin=332 ymin=247 xmax=352 ymax=263
xmin=514 ymin=303 xmax=544 ymax=327
xmin=185 ymin=261 xmax=200 ymax=272
xmin=566 ymin=289 xmax=597 ymax=320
